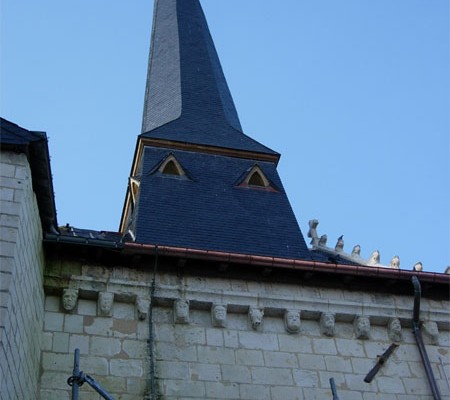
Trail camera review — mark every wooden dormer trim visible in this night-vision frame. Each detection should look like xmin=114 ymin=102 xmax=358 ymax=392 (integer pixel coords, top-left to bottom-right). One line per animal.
xmin=139 ymin=138 xmax=280 ymax=165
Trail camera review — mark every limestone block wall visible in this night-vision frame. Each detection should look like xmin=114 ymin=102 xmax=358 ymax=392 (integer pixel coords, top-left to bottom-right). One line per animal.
xmin=42 ymin=263 xmax=450 ymax=400
xmin=0 ymin=151 xmax=45 ymax=399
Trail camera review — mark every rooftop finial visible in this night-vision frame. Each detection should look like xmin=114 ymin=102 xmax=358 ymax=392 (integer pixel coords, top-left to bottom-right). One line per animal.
xmin=390 ymin=256 xmax=400 ymax=269
xmin=335 ymin=235 xmax=344 ymax=252
xmin=368 ymin=250 xmax=380 ymax=265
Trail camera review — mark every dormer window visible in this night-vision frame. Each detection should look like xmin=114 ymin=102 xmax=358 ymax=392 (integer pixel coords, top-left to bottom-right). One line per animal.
xmin=158 ymin=155 xmax=186 ymax=177
xmin=248 ymin=170 xmax=267 ymax=187
xmin=236 ymin=165 xmax=277 ymax=191
xmin=129 ymin=177 xmax=140 ymax=204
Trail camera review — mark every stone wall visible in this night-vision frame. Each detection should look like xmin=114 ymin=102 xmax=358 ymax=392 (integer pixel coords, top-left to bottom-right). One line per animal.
xmin=42 ymin=263 xmax=450 ymax=399
xmin=0 ymin=151 xmax=45 ymax=399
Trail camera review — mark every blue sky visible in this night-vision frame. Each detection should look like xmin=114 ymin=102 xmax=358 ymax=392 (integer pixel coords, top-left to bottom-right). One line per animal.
xmin=2 ymin=0 xmax=449 ymax=273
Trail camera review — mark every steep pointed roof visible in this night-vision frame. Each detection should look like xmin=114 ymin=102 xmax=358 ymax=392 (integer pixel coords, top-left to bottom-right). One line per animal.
xmin=120 ymin=0 xmax=311 ymax=260
xmin=141 ymin=0 xmax=276 ymax=156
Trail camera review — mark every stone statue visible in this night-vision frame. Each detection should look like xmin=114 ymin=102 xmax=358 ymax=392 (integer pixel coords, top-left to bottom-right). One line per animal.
xmin=390 ymin=256 xmax=400 ymax=269
xmin=318 ymin=234 xmax=328 ymax=247
xmin=388 ymin=318 xmax=402 ymax=342
xmin=284 ymin=310 xmax=301 ymax=334
xmin=320 ymin=312 xmax=336 ymax=337
xmin=335 ymin=235 xmax=344 ymax=252
xmin=136 ymin=297 xmax=149 ymax=321
xmin=351 ymin=245 xmax=361 ymax=257
xmin=249 ymin=307 xmax=264 ymax=330
xmin=307 ymin=219 xmax=319 ymax=246
xmin=211 ymin=304 xmax=227 ymax=328
xmin=368 ymin=250 xmax=380 ymax=266
xmin=423 ymin=321 xmax=439 ymax=345
xmin=62 ymin=288 xmax=78 ymax=312
xmin=98 ymin=292 xmax=114 ymax=316
xmin=354 ymin=316 xmax=370 ymax=339
xmin=413 ymin=262 xmax=423 ymax=272
xmin=174 ymin=299 xmax=190 ymax=324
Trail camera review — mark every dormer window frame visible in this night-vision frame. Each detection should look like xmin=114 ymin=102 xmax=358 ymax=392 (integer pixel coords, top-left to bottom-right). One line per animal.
xmin=236 ymin=165 xmax=278 ymax=192
xmin=129 ymin=177 xmax=141 ymax=204
xmin=158 ymin=154 xmax=186 ymax=177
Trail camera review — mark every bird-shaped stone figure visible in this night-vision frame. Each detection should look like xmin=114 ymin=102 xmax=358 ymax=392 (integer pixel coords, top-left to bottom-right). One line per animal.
xmin=335 ymin=235 xmax=344 ymax=252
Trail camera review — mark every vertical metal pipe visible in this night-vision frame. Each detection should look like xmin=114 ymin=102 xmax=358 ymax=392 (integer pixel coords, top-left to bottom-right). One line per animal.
xmin=148 ymin=247 xmax=158 ymax=400
xmin=411 ymin=276 xmax=441 ymax=400
xmin=71 ymin=348 xmax=80 ymax=400
xmin=329 ymin=377 xmax=339 ymax=400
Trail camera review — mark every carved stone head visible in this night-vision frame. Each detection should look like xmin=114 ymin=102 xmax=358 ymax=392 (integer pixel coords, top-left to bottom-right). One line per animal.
xmin=174 ymin=299 xmax=190 ymax=324
xmin=284 ymin=310 xmax=301 ymax=334
xmin=62 ymin=288 xmax=78 ymax=312
xmin=249 ymin=308 xmax=264 ymax=330
xmin=423 ymin=321 xmax=439 ymax=345
xmin=211 ymin=304 xmax=227 ymax=328
xmin=388 ymin=318 xmax=402 ymax=342
xmin=136 ymin=297 xmax=149 ymax=321
xmin=98 ymin=292 xmax=114 ymax=316
xmin=320 ymin=312 xmax=336 ymax=337
xmin=354 ymin=316 xmax=371 ymax=339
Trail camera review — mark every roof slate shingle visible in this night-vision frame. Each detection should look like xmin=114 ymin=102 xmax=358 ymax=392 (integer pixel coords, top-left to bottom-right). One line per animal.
xmin=140 ymin=0 xmax=276 ymax=156
xmin=130 ymin=148 xmax=311 ymax=260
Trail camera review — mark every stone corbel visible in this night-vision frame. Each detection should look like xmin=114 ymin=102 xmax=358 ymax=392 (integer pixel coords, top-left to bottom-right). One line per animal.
xmin=354 ymin=316 xmax=371 ymax=339
xmin=62 ymin=288 xmax=79 ymax=312
xmin=98 ymin=291 xmax=114 ymax=317
xmin=174 ymin=299 xmax=190 ymax=324
xmin=211 ymin=304 xmax=227 ymax=328
xmin=136 ymin=297 xmax=150 ymax=321
xmin=249 ymin=307 xmax=264 ymax=331
xmin=320 ymin=312 xmax=336 ymax=337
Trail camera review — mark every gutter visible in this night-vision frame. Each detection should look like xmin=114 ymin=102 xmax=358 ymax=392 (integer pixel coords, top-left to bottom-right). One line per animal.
xmin=412 ymin=276 xmax=441 ymax=400
xmin=44 ymin=233 xmax=121 ymax=249
xmin=123 ymin=243 xmax=450 ymax=285
xmin=43 ymin=235 xmax=450 ymax=285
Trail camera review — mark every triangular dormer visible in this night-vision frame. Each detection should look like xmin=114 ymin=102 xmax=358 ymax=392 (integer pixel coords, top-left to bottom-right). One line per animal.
xmin=236 ymin=165 xmax=277 ymax=192
xmin=157 ymin=154 xmax=187 ymax=177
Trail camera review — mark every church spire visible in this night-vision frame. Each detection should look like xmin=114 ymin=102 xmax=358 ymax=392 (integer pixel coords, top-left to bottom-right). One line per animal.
xmin=141 ymin=0 xmax=276 ymax=155
xmin=120 ymin=0 xmax=310 ymax=261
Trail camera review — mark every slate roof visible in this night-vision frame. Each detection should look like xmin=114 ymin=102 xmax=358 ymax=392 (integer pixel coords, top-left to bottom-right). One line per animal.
xmin=310 ymin=248 xmax=361 ymax=266
xmin=140 ymin=0 xmax=276 ymax=156
xmin=127 ymin=147 xmax=311 ymax=260
xmin=0 ymin=117 xmax=58 ymax=232
xmin=0 ymin=117 xmax=46 ymax=146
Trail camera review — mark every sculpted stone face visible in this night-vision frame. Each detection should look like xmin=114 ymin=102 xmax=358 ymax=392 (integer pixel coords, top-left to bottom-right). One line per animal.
xmin=211 ymin=304 xmax=227 ymax=328
xmin=320 ymin=312 xmax=336 ymax=337
xmin=249 ymin=308 xmax=264 ymax=330
xmin=62 ymin=288 xmax=78 ymax=311
xmin=98 ymin=292 xmax=114 ymax=316
xmin=354 ymin=316 xmax=371 ymax=339
xmin=284 ymin=310 xmax=301 ymax=334
xmin=423 ymin=321 xmax=439 ymax=345
xmin=136 ymin=297 xmax=149 ymax=321
xmin=388 ymin=318 xmax=402 ymax=342
xmin=174 ymin=299 xmax=189 ymax=324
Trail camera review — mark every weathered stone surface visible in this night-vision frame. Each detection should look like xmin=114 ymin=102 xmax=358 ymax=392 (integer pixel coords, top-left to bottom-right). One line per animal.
xmin=36 ymin=262 xmax=450 ymax=399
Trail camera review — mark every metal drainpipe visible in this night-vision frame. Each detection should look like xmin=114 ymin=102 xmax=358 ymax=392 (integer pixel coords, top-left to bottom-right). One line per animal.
xmin=411 ymin=276 xmax=441 ymax=400
xmin=148 ymin=246 xmax=158 ymax=400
